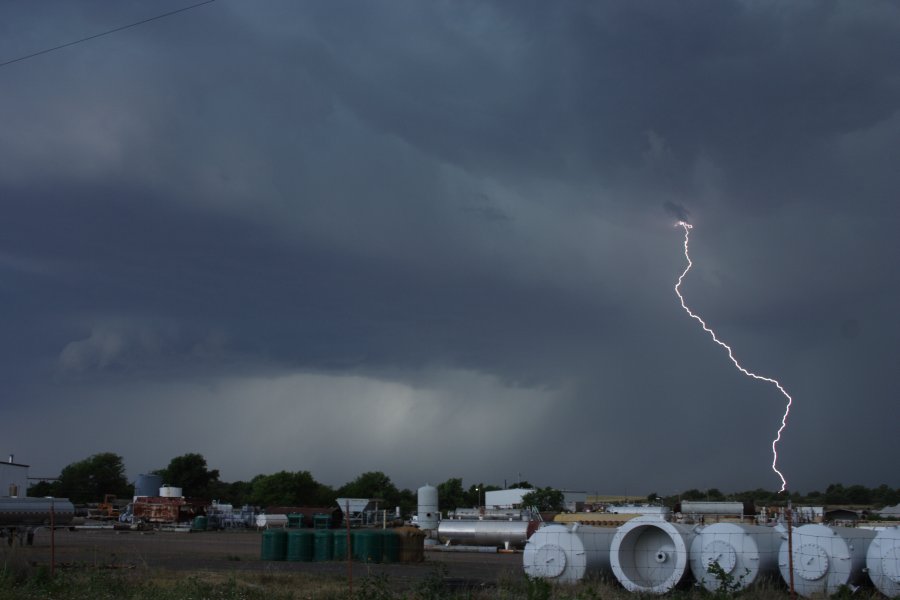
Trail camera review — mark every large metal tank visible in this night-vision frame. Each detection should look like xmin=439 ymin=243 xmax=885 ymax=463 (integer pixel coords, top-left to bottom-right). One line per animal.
xmin=523 ymin=523 xmax=616 ymax=583
xmin=610 ymin=516 xmax=697 ymax=594
xmin=255 ymin=514 xmax=288 ymax=529
xmin=0 ymin=497 xmax=75 ymax=527
xmin=865 ymin=527 xmax=900 ymax=598
xmin=679 ymin=501 xmax=746 ymax=517
xmin=159 ymin=485 xmax=182 ymax=498
xmin=689 ymin=523 xmax=781 ymax=592
xmin=438 ymin=519 xmax=537 ymax=549
xmin=778 ymin=524 xmax=876 ymax=598
xmin=417 ymin=484 xmax=439 ymax=531
xmin=133 ymin=474 xmax=163 ymax=500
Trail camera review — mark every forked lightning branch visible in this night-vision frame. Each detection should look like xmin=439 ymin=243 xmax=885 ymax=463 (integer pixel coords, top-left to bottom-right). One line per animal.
xmin=674 ymin=221 xmax=793 ymax=492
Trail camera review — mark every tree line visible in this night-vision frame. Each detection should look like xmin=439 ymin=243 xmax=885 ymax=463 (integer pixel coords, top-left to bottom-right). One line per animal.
xmin=28 ymin=452 xmax=899 ymax=513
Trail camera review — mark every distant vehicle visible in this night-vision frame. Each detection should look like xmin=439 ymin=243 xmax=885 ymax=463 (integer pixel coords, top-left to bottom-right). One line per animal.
xmin=0 ymin=497 xmax=75 ymax=545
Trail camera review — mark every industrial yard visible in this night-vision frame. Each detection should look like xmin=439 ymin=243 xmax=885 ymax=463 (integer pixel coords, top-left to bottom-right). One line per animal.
xmin=0 ymin=528 xmax=804 ymax=600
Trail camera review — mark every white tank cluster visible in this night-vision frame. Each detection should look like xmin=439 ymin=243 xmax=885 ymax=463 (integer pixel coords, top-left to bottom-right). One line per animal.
xmin=523 ymin=518 xmax=887 ymax=597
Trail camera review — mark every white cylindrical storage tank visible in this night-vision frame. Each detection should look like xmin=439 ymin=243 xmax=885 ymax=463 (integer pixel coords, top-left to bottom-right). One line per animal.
xmin=680 ymin=501 xmax=745 ymax=516
xmin=417 ymin=484 xmax=439 ymax=531
xmin=865 ymin=527 xmax=900 ymax=598
xmin=689 ymin=523 xmax=782 ymax=592
xmin=159 ymin=485 xmax=183 ymax=498
xmin=610 ymin=516 xmax=697 ymax=594
xmin=438 ymin=519 xmax=536 ymax=549
xmin=523 ymin=523 xmax=616 ymax=584
xmin=134 ymin=474 xmax=163 ymax=500
xmin=778 ymin=524 xmax=876 ymax=598
xmin=255 ymin=514 xmax=288 ymax=529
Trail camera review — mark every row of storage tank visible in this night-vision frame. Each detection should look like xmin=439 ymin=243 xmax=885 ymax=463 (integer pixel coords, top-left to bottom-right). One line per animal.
xmin=260 ymin=527 xmax=426 ymax=564
xmin=522 ymin=517 xmax=900 ymax=598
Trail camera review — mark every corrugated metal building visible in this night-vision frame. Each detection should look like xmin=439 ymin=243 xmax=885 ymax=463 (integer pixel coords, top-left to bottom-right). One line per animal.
xmin=0 ymin=457 xmax=28 ymax=497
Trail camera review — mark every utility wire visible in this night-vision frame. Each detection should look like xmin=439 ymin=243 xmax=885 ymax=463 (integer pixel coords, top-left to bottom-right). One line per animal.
xmin=0 ymin=0 xmax=217 ymax=69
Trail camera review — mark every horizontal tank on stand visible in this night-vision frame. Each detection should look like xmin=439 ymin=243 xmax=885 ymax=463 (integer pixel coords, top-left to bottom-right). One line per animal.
xmin=689 ymin=523 xmax=782 ymax=592
xmin=255 ymin=514 xmax=288 ymax=529
xmin=438 ymin=519 xmax=537 ymax=549
xmin=523 ymin=523 xmax=616 ymax=584
xmin=778 ymin=524 xmax=876 ymax=598
xmin=0 ymin=497 xmax=75 ymax=527
xmin=610 ymin=516 xmax=697 ymax=594
xmin=865 ymin=527 xmax=900 ymax=598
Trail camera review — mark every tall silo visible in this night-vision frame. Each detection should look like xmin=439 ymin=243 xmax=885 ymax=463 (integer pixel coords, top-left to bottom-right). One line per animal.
xmin=417 ymin=484 xmax=439 ymax=531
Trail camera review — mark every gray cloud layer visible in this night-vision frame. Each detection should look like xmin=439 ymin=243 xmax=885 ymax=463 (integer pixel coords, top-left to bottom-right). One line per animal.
xmin=1 ymin=1 xmax=897 ymax=494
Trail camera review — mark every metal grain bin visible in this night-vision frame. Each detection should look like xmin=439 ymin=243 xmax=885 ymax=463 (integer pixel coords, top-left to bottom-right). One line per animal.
xmin=260 ymin=529 xmax=288 ymax=561
xmin=314 ymin=529 xmax=334 ymax=561
xmin=287 ymin=530 xmax=315 ymax=562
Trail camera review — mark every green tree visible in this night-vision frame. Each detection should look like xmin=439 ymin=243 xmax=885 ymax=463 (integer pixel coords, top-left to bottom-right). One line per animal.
xmin=56 ymin=452 xmax=130 ymax=503
xmin=437 ymin=478 xmax=467 ymax=511
xmin=521 ymin=487 xmax=565 ymax=512
xmin=156 ymin=453 xmax=220 ymax=499
xmin=337 ymin=471 xmax=400 ymax=506
xmin=250 ymin=470 xmax=331 ymax=507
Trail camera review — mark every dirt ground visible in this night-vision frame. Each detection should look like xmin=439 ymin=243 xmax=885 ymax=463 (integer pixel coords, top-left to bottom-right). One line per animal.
xmin=1 ymin=528 xmax=525 ymax=587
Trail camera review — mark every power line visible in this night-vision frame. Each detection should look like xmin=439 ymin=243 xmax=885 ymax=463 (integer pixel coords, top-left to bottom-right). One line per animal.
xmin=0 ymin=0 xmax=217 ymax=69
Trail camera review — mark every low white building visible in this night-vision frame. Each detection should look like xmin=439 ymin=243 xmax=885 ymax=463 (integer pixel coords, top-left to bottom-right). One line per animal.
xmin=0 ymin=457 xmax=28 ymax=497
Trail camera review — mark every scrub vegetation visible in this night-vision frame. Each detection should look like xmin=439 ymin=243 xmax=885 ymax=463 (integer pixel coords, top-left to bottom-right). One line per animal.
xmin=0 ymin=565 xmax=887 ymax=600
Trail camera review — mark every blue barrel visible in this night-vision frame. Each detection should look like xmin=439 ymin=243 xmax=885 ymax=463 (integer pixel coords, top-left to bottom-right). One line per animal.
xmin=260 ymin=529 xmax=288 ymax=561
xmin=314 ymin=529 xmax=334 ymax=561
xmin=286 ymin=530 xmax=314 ymax=561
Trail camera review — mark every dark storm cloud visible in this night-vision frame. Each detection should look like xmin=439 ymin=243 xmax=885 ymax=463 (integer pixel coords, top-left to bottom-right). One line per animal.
xmin=0 ymin=1 xmax=897 ymax=493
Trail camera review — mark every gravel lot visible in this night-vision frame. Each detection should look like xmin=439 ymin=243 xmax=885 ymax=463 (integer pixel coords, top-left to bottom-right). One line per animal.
xmin=1 ymin=528 xmax=525 ymax=587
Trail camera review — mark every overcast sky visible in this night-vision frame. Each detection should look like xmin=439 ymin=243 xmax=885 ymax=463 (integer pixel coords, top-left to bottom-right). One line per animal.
xmin=1 ymin=1 xmax=898 ymax=497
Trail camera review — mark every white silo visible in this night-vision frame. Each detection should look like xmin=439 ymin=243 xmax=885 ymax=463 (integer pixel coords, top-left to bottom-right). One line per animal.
xmin=417 ymin=484 xmax=439 ymax=531
xmin=865 ymin=527 xmax=900 ymax=598
xmin=689 ymin=523 xmax=782 ymax=592
xmin=523 ymin=523 xmax=616 ymax=584
xmin=610 ymin=516 xmax=697 ymax=594
xmin=778 ymin=524 xmax=876 ymax=598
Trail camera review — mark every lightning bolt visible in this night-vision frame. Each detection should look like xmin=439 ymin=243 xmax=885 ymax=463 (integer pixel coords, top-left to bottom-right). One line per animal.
xmin=675 ymin=221 xmax=792 ymax=492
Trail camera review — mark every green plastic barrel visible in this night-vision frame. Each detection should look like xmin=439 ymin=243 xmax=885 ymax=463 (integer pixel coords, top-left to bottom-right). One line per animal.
xmin=380 ymin=530 xmax=401 ymax=563
xmin=352 ymin=529 xmax=383 ymax=563
xmin=192 ymin=516 xmax=208 ymax=531
xmin=286 ymin=530 xmax=314 ymax=561
xmin=260 ymin=529 xmax=288 ymax=561
xmin=333 ymin=530 xmax=351 ymax=560
xmin=313 ymin=529 xmax=334 ymax=561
